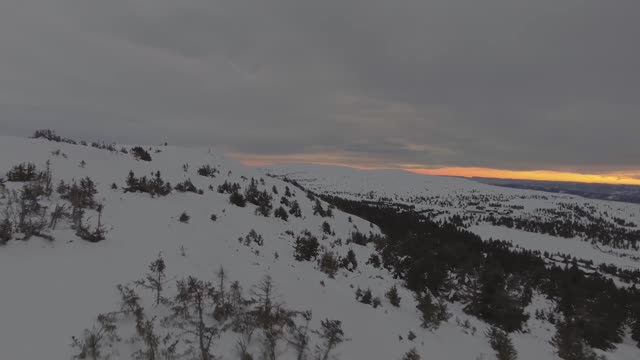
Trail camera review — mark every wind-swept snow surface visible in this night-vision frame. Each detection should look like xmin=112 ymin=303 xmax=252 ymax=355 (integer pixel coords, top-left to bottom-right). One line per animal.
xmin=0 ymin=137 xmax=638 ymax=359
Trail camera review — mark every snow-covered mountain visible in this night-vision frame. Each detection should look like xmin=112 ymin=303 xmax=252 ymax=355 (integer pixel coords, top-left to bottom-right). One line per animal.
xmin=0 ymin=135 xmax=638 ymax=360
xmin=267 ymin=163 xmax=640 ymax=274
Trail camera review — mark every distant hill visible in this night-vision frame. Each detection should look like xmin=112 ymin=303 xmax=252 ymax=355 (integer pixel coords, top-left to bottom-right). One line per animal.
xmin=472 ymin=177 xmax=640 ymax=204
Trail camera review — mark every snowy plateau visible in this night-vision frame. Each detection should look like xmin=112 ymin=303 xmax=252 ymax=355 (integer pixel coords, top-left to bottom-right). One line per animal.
xmin=0 ymin=135 xmax=639 ymax=360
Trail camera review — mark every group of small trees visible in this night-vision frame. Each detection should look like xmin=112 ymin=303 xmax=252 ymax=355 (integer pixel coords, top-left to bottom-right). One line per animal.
xmin=245 ymin=178 xmax=273 ymax=217
xmin=551 ymin=319 xmax=606 ymax=360
xmin=293 ymin=231 xmax=320 ymax=261
xmin=197 ymin=165 xmax=219 ymax=178
xmin=355 ymin=288 xmax=382 ymax=308
xmin=131 ymin=146 xmax=152 ymax=161
xmin=415 ymin=291 xmax=450 ymax=330
xmin=312 ymin=200 xmax=333 ymax=218
xmin=175 ymin=179 xmax=203 ymax=194
xmin=1 ymin=162 xmax=107 ymax=243
xmin=339 ymin=250 xmax=358 ymax=272
xmin=72 ymin=256 xmax=347 ymax=360
xmin=217 ymin=181 xmax=241 ymax=195
xmin=274 ymin=206 xmax=289 ymax=221
xmin=318 ymin=251 xmax=340 ymax=278
xmin=486 ymin=327 xmax=518 ymax=360
xmin=6 ymin=162 xmax=44 ymax=182
xmin=58 ymin=176 xmax=107 ymax=242
xmin=32 ymin=129 xmax=78 ymax=144
xmin=124 ymin=171 xmax=172 ymax=197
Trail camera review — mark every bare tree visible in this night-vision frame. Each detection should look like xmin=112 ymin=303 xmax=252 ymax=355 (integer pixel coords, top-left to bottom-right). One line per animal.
xmin=288 ymin=311 xmax=313 ymax=360
xmin=71 ymin=313 xmax=120 ymax=360
xmin=167 ymin=276 xmax=219 ymax=360
xmin=135 ymin=253 xmax=169 ymax=306
xmin=251 ymin=275 xmax=293 ymax=360
xmin=314 ymin=319 xmax=346 ymax=360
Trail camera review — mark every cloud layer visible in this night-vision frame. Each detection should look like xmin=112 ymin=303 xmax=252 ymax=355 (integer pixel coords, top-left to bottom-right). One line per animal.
xmin=1 ymin=0 xmax=638 ymax=173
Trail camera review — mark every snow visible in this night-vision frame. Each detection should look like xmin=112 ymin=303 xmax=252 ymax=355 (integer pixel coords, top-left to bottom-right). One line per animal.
xmin=269 ymin=162 xmax=640 ymax=271
xmin=0 ymin=137 xmax=638 ymax=359
xmin=469 ymin=224 xmax=640 ymax=271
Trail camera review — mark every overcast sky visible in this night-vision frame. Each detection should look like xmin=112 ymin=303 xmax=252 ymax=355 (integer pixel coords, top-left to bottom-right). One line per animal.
xmin=1 ymin=0 xmax=638 ymax=175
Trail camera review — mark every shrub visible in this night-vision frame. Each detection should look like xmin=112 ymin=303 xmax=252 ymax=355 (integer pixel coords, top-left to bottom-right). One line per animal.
xmin=386 ymin=285 xmax=401 ymax=307
xmin=319 ymin=251 xmax=339 ymax=278
xmin=218 ymin=181 xmax=241 ymax=194
xmin=314 ymin=319 xmax=345 ymax=360
xmin=408 ymin=331 xmax=417 ymax=341
xmin=294 ymin=232 xmax=320 ymax=261
xmin=403 ymin=348 xmax=421 ymax=360
xmin=244 ymin=229 xmax=264 ymax=246
xmin=274 ymin=206 xmax=288 ymax=221
xmin=416 ymin=292 xmax=450 ymax=330
xmin=230 ymin=191 xmax=246 ymax=207
xmin=322 ymin=221 xmax=332 ymax=235
xmin=551 ymin=320 xmax=605 ymax=360
xmin=367 ymin=254 xmax=381 ymax=268
xmin=339 ymin=249 xmax=357 ymax=271
xmin=6 ymin=162 xmax=41 ymax=182
xmin=179 ymin=212 xmax=190 ymax=223
xmin=75 ymin=205 xmax=108 ymax=242
xmin=487 ymin=327 xmax=518 ymax=360
xmin=175 ymin=179 xmax=201 ymax=194
xmin=197 ymin=165 xmax=218 ymax=177
xmin=124 ymin=171 xmax=172 ymax=197
xmin=71 ymin=314 xmax=120 ymax=360
xmin=372 ymin=297 xmax=382 ymax=309
xmin=131 ymin=146 xmax=152 ymax=161
xmin=358 ymin=288 xmax=373 ymax=305
xmin=289 ymin=200 xmax=302 ymax=217
xmin=210 ymin=214 xmax=218 ymax=222
xmin=0 ymin=219 xmax=12 ymax=245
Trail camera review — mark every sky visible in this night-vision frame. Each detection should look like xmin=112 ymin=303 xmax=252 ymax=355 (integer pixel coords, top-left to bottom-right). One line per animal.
xmin=1 ymin=1 xmax=639 ymax=184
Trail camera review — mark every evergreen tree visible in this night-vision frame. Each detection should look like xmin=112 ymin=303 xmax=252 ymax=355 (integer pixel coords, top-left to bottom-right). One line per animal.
xmin=551 ymin=319 xmax=605 ymax=360
xmin=135 ymin=253 xmax=168 ymax=306
xmin=487 ymin=327 xmax=518 ymax=360
xmin=416 ymin=292 xmax=450 ymax=330
xmin=289 ymin=200 xmax=302 ymax=217
xmin=294 ymin=232 xmax=320 ymax=261
xmin=230 ymin=191 xmax=246 ymax=207
xmin=403 ymin=348 xmax=421 ymax=360
xmin=386 ymin=285 xmax=401 ymax=307
xmin=274 ymin=206 xmax=288 ymax=221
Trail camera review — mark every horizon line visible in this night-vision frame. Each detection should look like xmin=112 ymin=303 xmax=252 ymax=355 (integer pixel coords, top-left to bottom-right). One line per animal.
xmin=229 ymin=153 xmax=640 ymax=186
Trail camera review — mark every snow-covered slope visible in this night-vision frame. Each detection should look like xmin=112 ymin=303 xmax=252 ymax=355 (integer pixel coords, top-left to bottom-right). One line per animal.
xmin=0 ymin=136 xmax=638 ymax=360
xmin=266 ymin=163 xmax=640 ymax=273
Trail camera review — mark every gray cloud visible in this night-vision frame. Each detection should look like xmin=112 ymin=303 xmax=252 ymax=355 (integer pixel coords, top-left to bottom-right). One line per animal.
xmin=1 ymin=0 xmax=639 ymax=172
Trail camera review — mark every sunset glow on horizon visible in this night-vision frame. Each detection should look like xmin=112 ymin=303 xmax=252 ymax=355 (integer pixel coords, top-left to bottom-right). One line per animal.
xmin=407 ymin=167 xmax=640 ymax=186
xmin=231 ymin=153 xmax=640 ymax=186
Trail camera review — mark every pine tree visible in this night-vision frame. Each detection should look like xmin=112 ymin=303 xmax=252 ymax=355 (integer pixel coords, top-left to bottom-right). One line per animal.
xmin=386 ymin=285 xmax=401 ymax=307
xmin=486 ymin=327 xmax=518 ymax=360
xmin=416 ymin=292 xmax=450 ymax=330
xmin=274 ymin=206 xmax=289 ymax=221
xmin=360 ymin=289 xmax=373 ymax=305
xmin=403 ymin=348 xmax=421 ymax=360
xmin=289 ymin=200 xmax=302 ymax=217
xmin=294 ymin=233 xmax=320 ymax=261
xmin=135 ymin=253 xmax=168 ymax=306
xmin=551 ymin=319 xmax=606 ymax=360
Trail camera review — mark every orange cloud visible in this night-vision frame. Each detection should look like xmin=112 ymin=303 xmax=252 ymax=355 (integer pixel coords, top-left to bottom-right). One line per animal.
xmin=229 ymin=152 xmax=640 ymax=186
xmin=408 ymin=167 xmax=640 ymax=185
